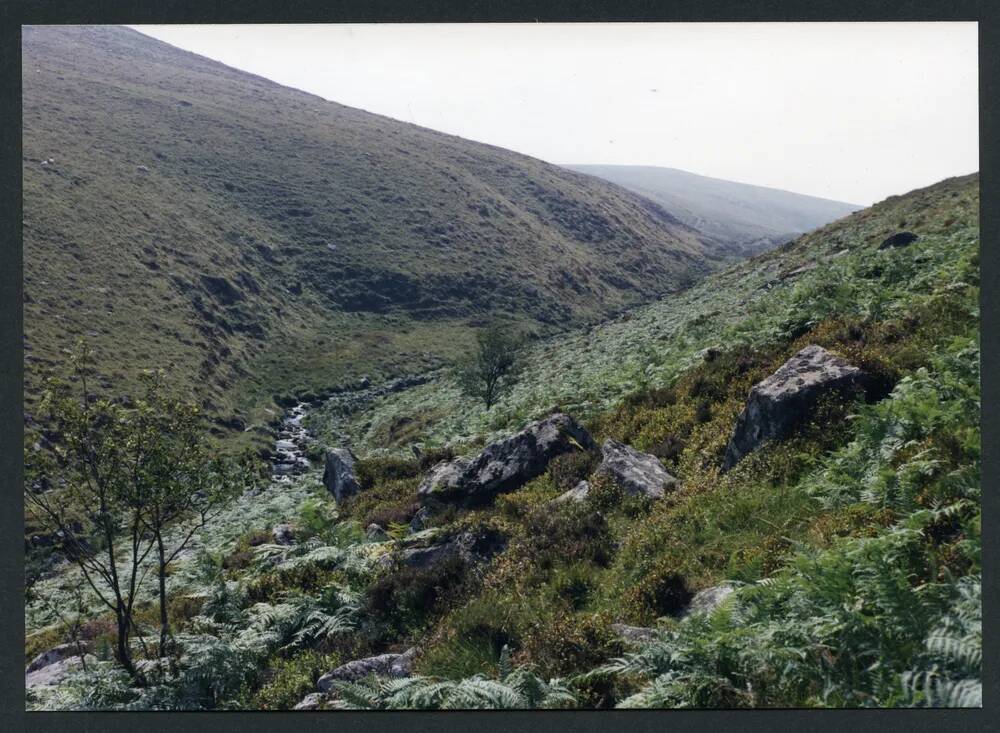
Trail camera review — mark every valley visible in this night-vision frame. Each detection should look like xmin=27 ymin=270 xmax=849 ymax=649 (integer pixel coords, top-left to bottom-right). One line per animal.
xmin=21 ymin=24 xmax=981 ymax=712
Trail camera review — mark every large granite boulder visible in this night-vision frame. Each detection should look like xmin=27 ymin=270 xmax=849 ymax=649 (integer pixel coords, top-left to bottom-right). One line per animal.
xmin=594 ymin=439 xmax=679 ymax=498
xmin=316 ymin=648 xmax=417 ymax=691
xmin=722 ymin=345 xmax=870 ymax=471
xmin=322 ymin=448 xmax=362 ymax=503
xmin=417 ymin=413 xmax=596 ymax=506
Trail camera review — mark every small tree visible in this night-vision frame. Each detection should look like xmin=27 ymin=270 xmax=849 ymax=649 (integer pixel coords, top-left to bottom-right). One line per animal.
xmin=24 ymin=344 xmax=255 ymax=681
xmin=455 ymin=324 xmax=523 ymax=410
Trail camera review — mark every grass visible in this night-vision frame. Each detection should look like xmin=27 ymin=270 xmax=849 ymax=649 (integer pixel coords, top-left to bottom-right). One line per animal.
xmin=23 ymin=24 xmax=725 ymax=451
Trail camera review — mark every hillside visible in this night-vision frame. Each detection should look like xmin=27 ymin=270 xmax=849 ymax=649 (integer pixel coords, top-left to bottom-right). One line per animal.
xmin=22 ymin=25 xmax=720 ymax=438
xmin=26 ymin=173 xmax=980 ymax=710
xmin=566 ymin=164 xmax=861 ymax=255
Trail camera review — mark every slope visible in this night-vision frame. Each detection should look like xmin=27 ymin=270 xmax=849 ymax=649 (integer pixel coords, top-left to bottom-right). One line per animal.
xmin=566 ymin=164 xmax=861 ymax=255
xmin=22 ymin=25 xmax=717 ymax=437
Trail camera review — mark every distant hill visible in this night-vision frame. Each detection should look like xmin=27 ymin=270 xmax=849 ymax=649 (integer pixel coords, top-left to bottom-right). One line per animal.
xmin=565 ymin=164 xmax=862 ymax=255
xmin=22 ymin=26 xmax=727 ymax=436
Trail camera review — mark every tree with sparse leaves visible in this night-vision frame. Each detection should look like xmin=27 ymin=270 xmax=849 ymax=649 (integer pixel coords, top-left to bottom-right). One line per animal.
xmin=455 ymin=324 xmax=523 ymax=410
xmin=24 ymin=343 xmax=256 ymax=681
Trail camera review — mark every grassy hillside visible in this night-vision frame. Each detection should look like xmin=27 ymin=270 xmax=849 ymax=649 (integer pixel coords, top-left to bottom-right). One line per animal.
xmin=26 ymin=174 xmax=980 ymax=710
xmin=567 ymin=164 xmax=861 ymax=255
xmin=23 ymin=25 xmax=720 ymax=440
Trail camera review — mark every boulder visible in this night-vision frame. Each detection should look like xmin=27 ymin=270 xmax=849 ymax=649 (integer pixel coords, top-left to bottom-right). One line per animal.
xmin=26 ymin=642 xmax=88 ymax=673
xmin=317 ymin=648 xmax=417 ymax=691
xmin=879 ymin=231 xmax=919 ymax=250
xmin=594 ymin=439 xmax=679 ymax=498
xmin=26 ymin=656 xmax=86 ymax=689
xmin=366 ymin=523 xmax=390 ymax=542
xmin=417 ymin=413 xmax=596 ymax=506
xmin=684 ymin=582 xmax=738 ymax=617
xmin=398 ymin=528 xmax=506 ymax=569
xmin=722 ymin=345 xmax=870 ymax=471
xmin=322 ymin=448 xmax=362 ymax=503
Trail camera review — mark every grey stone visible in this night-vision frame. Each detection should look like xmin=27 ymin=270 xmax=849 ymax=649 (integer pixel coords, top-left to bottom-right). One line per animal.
xmin=25 ymin=656 xmax=87 ymax=688
xmin=722 ymin=345 xmax=870 ymax=471
xmin=594 ymin=439 xmax=678 ymax=498
xmin=417 ymin=413 xmax=596 ymax=506
xmin=684 ymin=583 xmax=738 ymax=617
xmin=366 ymin=523 xmax=389 ymax=542
xmin=317 ymin=648 xmax=417 ymax=691
xmin=555 ymin=480 xmax=591 ymax=503
xmin=408 ymin=506 xmax=432 ymax=533
xmin=610 ymin=623 xmax=659 ymax=644
xmin=26 ymin=642 xmax=89 ymax=673
xmin=323 ymin=448 xmax=362 ymax=503
xmin=293 ymin=692 xmax=326 ymax=710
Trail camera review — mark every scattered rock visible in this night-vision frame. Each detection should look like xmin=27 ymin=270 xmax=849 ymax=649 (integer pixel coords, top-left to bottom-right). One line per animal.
xmin=408 ymin=506 xmax=432 ymax=533
xmin=323 ymin=448 xmax=361 ymax=503
xmin=366 ymin=523 xmax=389 ymax=542
xmin=136 ymin=164 xmax=149 ymax=173
xmin=26 ymin=643 xmax=89 ymax=673
xmin=684 ymin=582 xmax=738 ymax=617
xmin=293 ymin=692 xmax=326 ymax=710
xmin=398 ymin=527 xmax=506 ymax=569
xmin=555 ymin=480 xmax=591 ymax=503
xmin=25 ymin=657 xmax=87 ymax=689
xmin=317 ymin=648 xmax=417 ymax=690
xmin=417 ymin=413 xmax=596 ymax=506
xmin=722 ymin=345 xmax=870 ymax=471
xmin=271 ymin=524 xmax=295 ymax=546
xmin=879 ymin=231 xmax=919 ymax=250
xmin=594 ymin=439 xmax=679 ymax=498
xmin=610 ymin=623 xmax=659 ymax=645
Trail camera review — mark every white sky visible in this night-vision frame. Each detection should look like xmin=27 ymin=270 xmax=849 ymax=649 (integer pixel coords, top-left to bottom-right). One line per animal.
xmin=131 ymin=22 xmax=978 ymax=205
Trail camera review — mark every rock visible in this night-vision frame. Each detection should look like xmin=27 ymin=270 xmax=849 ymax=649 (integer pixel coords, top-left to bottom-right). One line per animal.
xmin=417 ymin=457 xmax=472 ymax=498
xmin=684 ymin=583 xmax=738 ymax=617
xmin=25 ymin=656 xmax=85 ymax=689
xmin=293 ymin=692 xmax=327 ymax=710
xmin=26 ymin=642 xmax=89 ymax=673
xmin=417 ymin=413 xmax=597 ymax=506
xmin=408 ymin=506 xmax=432 ymax=533
xmin=317 ymin=648 xmax=417 ymax=691
xmin=611 ymin=623 xmax=659 ymax=645
xmin=399 ymin=542 xmax=460 ymax=568
xmin=593 ymin=439 xmax=679 ymax=498
xmin=696 ymin=346 xmax=723 ymax=362
xmin=398 ymin=528 xmax=506 ymax=569
xmin=358 ymin=376 xmax=371 ymax=389
xmin=722 ymin=345 xmax=870 ymax=471
xmin=366 ymin=523 xmax=389 ymax=542
xmin=323 ymin=448 xmax=362 ymax=503
xmin=555 ymin=480 xmax=590 ymax=503
xmin=879 ymin=231 xmax=919 ymax=250
xmin=272 ymin=524 xmax=295 ymax=546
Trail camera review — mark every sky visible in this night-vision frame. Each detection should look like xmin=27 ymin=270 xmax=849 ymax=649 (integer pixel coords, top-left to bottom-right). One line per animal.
xmin=131 ymin=23 xmax=978 ymax=206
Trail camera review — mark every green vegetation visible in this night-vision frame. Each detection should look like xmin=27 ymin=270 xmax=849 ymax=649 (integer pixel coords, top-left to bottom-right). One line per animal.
xmin=26 ymin=172 xmax=980 ymax=710
xmin=21 ymin=25 xmax=980 ymax=713
xmin=455 ymin=324 xmax=524 ymax=410
xmin=23 ymin=25 xmax=725 ymax=449
xmin=25 ymin=348 xmax=257 ymax=679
